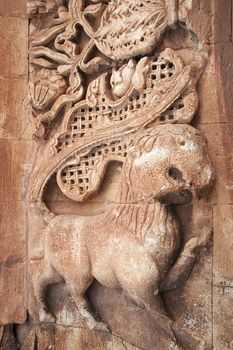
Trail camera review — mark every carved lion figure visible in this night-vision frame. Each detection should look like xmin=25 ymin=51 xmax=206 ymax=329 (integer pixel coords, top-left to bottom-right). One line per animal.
xmin=30 ymin=124 xmax=213 ymax=343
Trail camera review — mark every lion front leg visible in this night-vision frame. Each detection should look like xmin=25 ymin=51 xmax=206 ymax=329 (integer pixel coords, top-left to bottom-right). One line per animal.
xmin=159 ymin=242 xmax=198 ymax=292
xmin=160 ymin=218 xmax=212 ymax=292
xmin=115 ymin=251 xmax=180 ymax=347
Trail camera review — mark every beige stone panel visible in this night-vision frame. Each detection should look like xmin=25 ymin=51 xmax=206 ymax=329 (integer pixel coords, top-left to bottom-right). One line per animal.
xmin=0 ymin=140 xmax=38 ymax=201
xmin=165 ymin=253 xmax=212 ymax=345
xmin=198 ymin=123 xmax=233 ymax=158
xmin=0 ymin=140 xmax=11 ymax=201
xmin=213 ymin=206 xmax=233 ymax=350
xmin=209 ymin=156 xmax=233 ymax=205
xmin=0 ymin=201 xmax=26 ymax=263
xmin=0 ymin=16 xmax=28 ymax=78
xmin=197 ymin=123 xmax=233 ymax=204
xmin=11 ymin=140 xmax=38 ymax=201
xmin=196 ymin=56 xmax=224 ymax=125
xmin=213 ymin=0 xmax=232 ymax=44
xmin=213 ymin=205 xmax=233 ymax=283
xmin=27 ymin=202 xmax=48 ymax=260
xmin=0 ymin=77 xmax=29 ymax=140
xmin=0 ymin=265 xmax=26 ymax=324
xmin=0 ymin=0 xmax=26 ymax=18
xmin=214 ymin=42 xmax=233 ymax=131
xmin=213 ymin=286 xmax=233 ymax=350
xmin=0 ymin=201 xmax=26 ymax=324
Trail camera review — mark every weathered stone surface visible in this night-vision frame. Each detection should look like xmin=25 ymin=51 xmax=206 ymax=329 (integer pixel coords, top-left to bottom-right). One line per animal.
xmin=0 ymin=140 xmax=11 ymax=201
xmin=55 ymin=327 xmax=142 ymax=350
xmin=0 ymin=3 xmax=28 ymax=330
xmin=24 ymin=1 xmax=215 ymax=346
xmin=213 ymin=205 xmax=233 ymax=283
xmin=11 ymin=141 xmax=38 ymax=201
xmin=213 ymin=286 xmax=233 ymax=350
xmin=0 ymin=16 xmax=28 ymax=78
xmin=17 ymin=324 xmax=143 ymax=350
xmin=0 ymin=201 xmax=26 ymax=324
xmin=213 ymin=0 xmax=232 ymax=44
xmin=0 ymin=326 xmax=18 ymax=350
xmin=0 ymin=140 xmax=28 ymax=324
xmin=213 ymin=204 xmax=233 ymax=348
xmin=0 ymin=0 xmax=233 ymax=349
xmin=0 ymin=77 xmax=29 ymax=140
xmin=211 ymin=155 xmax=233 ymax=205
xmin=0 ymin=0 xmax=26 ymax=18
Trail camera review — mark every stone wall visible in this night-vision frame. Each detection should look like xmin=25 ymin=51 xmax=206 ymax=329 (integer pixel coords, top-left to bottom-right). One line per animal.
xmin=0 ymin=1 xmax=232 ymax=349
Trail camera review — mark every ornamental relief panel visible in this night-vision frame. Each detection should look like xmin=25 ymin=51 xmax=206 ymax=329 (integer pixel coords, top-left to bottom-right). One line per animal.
xmin=24 ymin=1 xmax=214 ymax=349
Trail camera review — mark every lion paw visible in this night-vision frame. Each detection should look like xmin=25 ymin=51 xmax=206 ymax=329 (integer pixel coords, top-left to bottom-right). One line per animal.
xmin=197 ymin=227 xmax=212 ymax=248
xmin=183 ymin=237 xmax=199 ymax=257
xmin=184 ymin=230 xmax=212 ymax=257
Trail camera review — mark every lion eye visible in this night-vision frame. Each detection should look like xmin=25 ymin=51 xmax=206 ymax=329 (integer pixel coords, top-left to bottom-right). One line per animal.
xmin=168 ymin=167 xmax=183 ymax=182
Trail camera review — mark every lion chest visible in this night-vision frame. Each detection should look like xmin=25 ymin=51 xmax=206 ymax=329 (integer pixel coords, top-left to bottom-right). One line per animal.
xmin=143 ymin=209 xmax=180 ymax=274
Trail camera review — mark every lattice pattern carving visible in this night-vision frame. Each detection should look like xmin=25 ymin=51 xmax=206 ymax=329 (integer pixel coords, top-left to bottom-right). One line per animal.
xmin=57 ymin=138 xmax=131 ymax=200
xmin=51 ymin=48 xmax=199 ymax=201
xmin=55 ymin=51 xmax=180 ymax=152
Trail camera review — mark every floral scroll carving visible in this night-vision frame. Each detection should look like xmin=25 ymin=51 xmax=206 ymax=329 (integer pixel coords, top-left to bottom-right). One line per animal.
xmin=27 ymin=0 xmax=213 ymax=348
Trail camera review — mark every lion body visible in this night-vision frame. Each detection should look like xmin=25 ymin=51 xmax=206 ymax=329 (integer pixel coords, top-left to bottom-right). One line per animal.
xmin=30 ymin=124 xmax=212 ymax=339
xmin=43 ymin=202 xmax=180 ymax=294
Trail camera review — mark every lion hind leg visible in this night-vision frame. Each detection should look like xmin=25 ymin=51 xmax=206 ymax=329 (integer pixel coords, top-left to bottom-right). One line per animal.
xmin=75 ymin=295 xmax=110 ymax=333
xmin=30 ymin=258 xmax=61 ymax=323
xmin=53 ymin=252 xmax=110 ymax=332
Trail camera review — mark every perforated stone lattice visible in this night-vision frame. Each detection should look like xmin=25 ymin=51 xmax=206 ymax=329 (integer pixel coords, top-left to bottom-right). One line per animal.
xmin=59 ymin=138 xmax=132 ymax=198
xmin=56 ymin=56 xmax=176 ymax=153
xmin=55 ymin=52 xmax=188 ymax=200
xmin=159 ymin=97 xmax=185 ymax=121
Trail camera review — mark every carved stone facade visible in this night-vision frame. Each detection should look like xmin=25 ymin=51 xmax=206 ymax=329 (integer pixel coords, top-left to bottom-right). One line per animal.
xmin=0 ymin=1 xmax=233 ymax=349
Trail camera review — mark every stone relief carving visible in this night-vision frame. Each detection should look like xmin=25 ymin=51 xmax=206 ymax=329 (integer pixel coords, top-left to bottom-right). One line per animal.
xmin=31 ymin=124 xmax=212 ymax=334
xmin=27 ymin=0 xmax=214 ymax=348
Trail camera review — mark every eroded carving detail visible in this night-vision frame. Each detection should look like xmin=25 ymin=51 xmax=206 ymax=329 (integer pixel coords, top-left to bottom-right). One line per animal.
xmin=30 ymin=125 xmax=213 ymax=339
xmin=27 ymin=0 xmax=213 ymax=348
xmin=94 ymin=0 xmax=193 ymax=60
xmin=28 ymin=0 xmax=196 ymax=138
